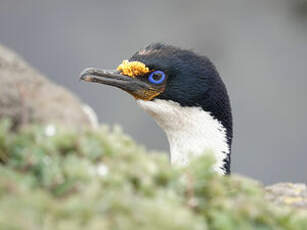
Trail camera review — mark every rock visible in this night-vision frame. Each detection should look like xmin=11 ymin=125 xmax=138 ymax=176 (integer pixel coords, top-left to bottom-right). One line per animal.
xmin=265 ymin=183 xmax=307 ymax=209
xmin=0 ymin=44 xmax=97 ymax=129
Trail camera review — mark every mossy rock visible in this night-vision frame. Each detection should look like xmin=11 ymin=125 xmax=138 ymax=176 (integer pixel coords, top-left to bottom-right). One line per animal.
xmin=266 ymin=183 xmax=307 ymax=209
xmin=0 ymin=119 xmax=306 ymax=229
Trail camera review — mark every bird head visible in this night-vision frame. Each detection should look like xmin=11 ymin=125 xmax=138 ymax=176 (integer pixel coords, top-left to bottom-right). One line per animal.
xmin=81 ymin=43 xmax=232 ymax=174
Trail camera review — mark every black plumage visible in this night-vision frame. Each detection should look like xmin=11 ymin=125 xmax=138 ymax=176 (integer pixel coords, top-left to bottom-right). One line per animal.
xmin=81 ymin=43 xmax=233 ymax=174
xmin=131 ymin=43 xmax=233 ymax=173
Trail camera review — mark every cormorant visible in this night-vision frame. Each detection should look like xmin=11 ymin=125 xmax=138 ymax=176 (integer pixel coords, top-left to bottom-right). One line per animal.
xmin=80 ymin=43 xmax=232 ymax=175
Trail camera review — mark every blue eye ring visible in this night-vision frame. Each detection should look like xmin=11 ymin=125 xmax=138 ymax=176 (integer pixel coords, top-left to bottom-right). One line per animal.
xmin=148 ymin=70 xmax=166 ymax=84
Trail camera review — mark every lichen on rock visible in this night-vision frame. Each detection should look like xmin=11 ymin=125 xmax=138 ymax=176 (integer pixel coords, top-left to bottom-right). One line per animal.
xmin=265 ymin=183 xmax=307 ymax=209
xmin=0 ymin=119 xmax=307 ymax=229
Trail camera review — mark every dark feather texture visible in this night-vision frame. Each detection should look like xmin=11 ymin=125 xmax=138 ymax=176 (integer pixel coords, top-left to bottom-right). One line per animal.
xmin=131 ymin=43 xmax=233 ymax=173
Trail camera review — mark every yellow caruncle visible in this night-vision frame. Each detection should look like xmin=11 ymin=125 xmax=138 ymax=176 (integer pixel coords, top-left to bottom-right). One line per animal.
xmin=117 ymin=60 xmax=150 ymax=78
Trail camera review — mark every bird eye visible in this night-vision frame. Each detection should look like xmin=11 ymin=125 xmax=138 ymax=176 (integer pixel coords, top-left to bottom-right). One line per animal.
xmin=148 ymin=71 xmax=166 ymax=84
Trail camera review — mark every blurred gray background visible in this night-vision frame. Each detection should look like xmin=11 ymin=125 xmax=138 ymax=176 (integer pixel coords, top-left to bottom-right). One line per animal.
xmin=0 ymin=0 xmax=306 ymax=184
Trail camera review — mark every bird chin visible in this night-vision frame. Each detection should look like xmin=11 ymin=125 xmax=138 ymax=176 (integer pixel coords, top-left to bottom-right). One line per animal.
xmin=137 ymin=99 xmax=179 ymax=114
xmin=136 ymin=99 xmax=177 ymax=122
xmin=136 ymin=99 xmax=184 ymax=132
xmin=136 ymin=99 xmax=159 ymax=117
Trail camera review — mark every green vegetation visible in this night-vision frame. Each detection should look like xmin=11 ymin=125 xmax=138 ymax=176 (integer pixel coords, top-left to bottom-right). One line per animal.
xmin=0 ymin=119 xmax=306 ymax=230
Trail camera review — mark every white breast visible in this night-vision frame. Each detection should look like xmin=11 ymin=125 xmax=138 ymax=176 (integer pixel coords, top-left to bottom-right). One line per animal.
xmin=137 ymin=99 xmax=229 ymax=175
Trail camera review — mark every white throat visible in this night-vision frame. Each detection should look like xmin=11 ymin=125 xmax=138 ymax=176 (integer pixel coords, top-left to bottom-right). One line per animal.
xmin=137 ymin=99 xmax=229 ymax=174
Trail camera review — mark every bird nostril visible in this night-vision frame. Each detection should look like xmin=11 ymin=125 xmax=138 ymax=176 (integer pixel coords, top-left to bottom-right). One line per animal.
xmin=80 ymin=75 xmax=93 ymax=82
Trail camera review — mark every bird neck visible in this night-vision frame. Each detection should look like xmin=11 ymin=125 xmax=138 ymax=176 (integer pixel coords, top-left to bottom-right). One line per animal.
xmin=137 ymin=99 xmax=230 ymax=175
